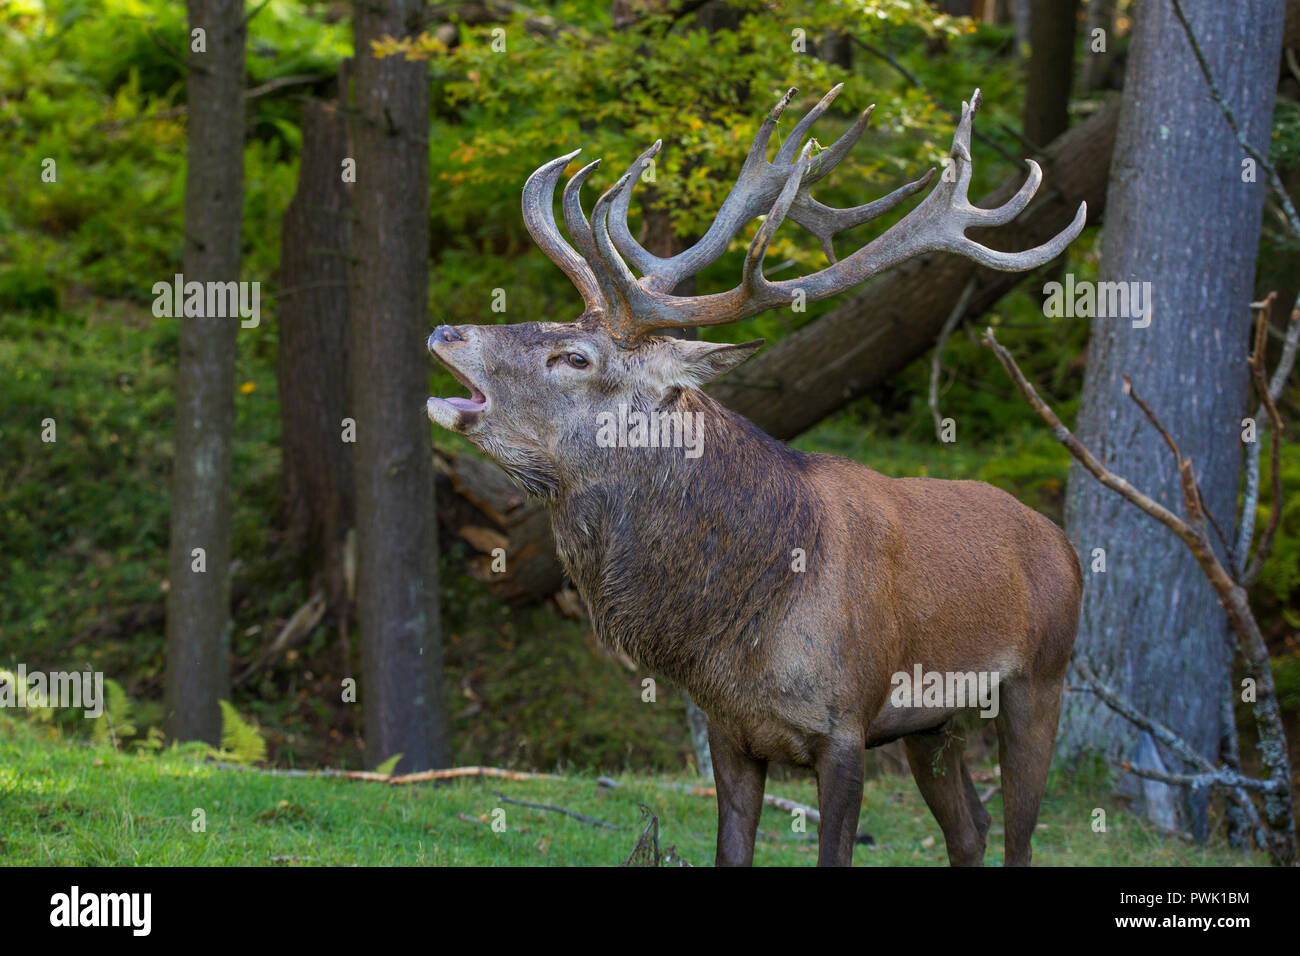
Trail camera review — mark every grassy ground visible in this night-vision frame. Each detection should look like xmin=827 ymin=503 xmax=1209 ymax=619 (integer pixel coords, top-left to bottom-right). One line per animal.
xmin=0 ymin=715 xmax=1266 ymax=866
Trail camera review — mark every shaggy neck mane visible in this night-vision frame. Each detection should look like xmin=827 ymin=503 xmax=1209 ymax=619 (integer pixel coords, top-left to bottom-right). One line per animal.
xmin=549 ymin=388 xmax=822 ymax=700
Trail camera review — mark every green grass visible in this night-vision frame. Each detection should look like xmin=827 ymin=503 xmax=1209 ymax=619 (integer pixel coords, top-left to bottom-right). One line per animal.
xmin=0 ymin=715 xmax=1267 ymax=866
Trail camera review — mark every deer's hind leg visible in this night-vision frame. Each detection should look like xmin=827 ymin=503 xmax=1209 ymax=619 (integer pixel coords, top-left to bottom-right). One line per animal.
xmin=903 ymin=724 xmax=991 ymax=866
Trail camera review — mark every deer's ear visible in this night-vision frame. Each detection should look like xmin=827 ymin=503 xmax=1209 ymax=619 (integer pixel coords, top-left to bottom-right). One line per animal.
xmin=662 ymin=338 xmax=764 ymax=388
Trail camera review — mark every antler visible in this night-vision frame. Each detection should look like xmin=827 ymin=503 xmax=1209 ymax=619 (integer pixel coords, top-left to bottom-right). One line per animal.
xmin=524 ymin=87 xmax=1086 ymax=346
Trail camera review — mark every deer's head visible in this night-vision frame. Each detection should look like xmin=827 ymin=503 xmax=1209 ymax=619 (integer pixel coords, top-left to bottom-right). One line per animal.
xmin=428 ymin=87 xmax=1085 ymax=495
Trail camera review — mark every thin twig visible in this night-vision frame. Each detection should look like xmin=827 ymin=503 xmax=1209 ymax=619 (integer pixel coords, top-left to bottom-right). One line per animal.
xmin=1242 ymin=306 xmax=1287 ymax=587
xmin=95 ymin=74 xmax=326 ymax=131
xmin=930 ymin=277 xmax=977 ymax=440
xmin=1121 ymin=373 xmax=1227 ymax=551
xmin=492 ymin=791 xmax=622 ymax=829
xmin=1118 ymin=761 xmax=1281 ymax=795
xmin=1236 ymin=293 xmax=1300 ymax=572
xmin=1072 ymin=657 xmax=1268 ymax=845
xmin=847 ymin=34 xmax=1024 ymax=169
xmin=148 ymin=27 xmax=209 ymax=76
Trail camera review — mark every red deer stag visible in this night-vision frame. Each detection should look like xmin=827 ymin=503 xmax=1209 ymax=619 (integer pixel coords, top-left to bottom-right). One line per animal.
xmin=427 ymin=87 xmax=1085 ymax=866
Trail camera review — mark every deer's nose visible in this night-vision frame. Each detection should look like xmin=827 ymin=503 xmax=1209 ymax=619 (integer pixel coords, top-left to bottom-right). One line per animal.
xmin=429 ymin=325 xmax=464 ymax=349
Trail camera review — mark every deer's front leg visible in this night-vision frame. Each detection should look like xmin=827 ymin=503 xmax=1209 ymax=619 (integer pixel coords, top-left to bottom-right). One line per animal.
xmin=815 ymin=737 xmax=866 ymax=867
xmin=709 ymin=724 xmax=767 ymax=867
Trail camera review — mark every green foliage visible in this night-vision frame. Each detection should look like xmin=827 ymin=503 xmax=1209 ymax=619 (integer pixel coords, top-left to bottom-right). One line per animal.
xmin=90 ymin=678 xmax=137 ymax=747
xmin=219 ymin=700 xmax=269 ymax=766
xmin=1250 ymin=439 xmax=1300 ymax=624
xmin=1271 ymin=96 xmax=1300 ymax=172
xmin=419 ymin=0 xmax=1023 ymax=347
xmin=372 ymin=754 xmax=403 ymax=777
xmin=1274 ymin=651 xmax=1300 ymax=713
xmin=0 ymin=268 xmax=60 ymax=313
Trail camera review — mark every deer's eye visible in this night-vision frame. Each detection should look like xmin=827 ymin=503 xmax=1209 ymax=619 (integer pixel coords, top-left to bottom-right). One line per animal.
xmin=565 ymin=352 xmax=590 ymax=369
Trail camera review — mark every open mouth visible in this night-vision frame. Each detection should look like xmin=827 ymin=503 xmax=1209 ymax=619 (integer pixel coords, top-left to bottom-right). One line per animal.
xmin=428 ymin=355 xmax=489 ymax=426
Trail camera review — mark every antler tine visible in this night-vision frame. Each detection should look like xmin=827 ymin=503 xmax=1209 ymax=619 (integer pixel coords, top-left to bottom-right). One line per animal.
xmin=606 ymin=140 xmax=664 ymax=277
xmin=523 ymin=88 xmax=1085 ymax=345
xmin=772 ymin=87 xmax=1086 ymax=296
xmin=791 ymin=168 xmax=935 ymax=264
xmin=742 ymin=142 xmax=816 ymax=294
xmin=522 ymin=150 xmax=607 ymax=317
xmin=587 ymin=88 xmax=1085 ymax=336
xmin=560 ymin=158 xmax=602 ymax=260
xmin=773 ymin=84 xmax=843 ymax=165
xmin=589 ymin=172 xmax=679 ymax=332
xmin=604 ymin=88 xmax=800 ymax=295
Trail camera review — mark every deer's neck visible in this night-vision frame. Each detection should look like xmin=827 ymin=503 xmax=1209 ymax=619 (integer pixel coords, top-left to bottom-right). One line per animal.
xmin=549 ymin=390 xmax=822 ymax=699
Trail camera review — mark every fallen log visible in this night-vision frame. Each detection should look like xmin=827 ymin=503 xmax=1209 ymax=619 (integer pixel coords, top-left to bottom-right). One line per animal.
xmin=433 ymin=450 xmax=566 ymax=604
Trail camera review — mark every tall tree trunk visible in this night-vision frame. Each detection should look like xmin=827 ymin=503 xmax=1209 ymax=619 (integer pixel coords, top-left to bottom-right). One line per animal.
xmin=1024 ymin=0 xmax=1079 ymax=148
xmin=349 ymin=0 xmax=450 ymax=772
xmin=165 ymin=0 xmax=245 ymax=744
xmin=1013 ymin=0 xmax=1031 ymax=54
xmin=1059 ymin=0 xmax=1284 ymax=835
xmin=1079 ymin=0 xmax=1118 ymax=91
xmin=1024 ymin=0 xmax=1079 ymax=298
xmin=276 ymin=97 xmax=355 ymax=622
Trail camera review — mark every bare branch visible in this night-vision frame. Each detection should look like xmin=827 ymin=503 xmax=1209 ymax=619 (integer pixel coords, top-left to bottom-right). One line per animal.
xmin=1072 ymin=656 xmax=1268 ymax=847
xmin=982 ymin=329 xmax=1202 ymax=555
xmin=930 ymin=278 xmax=976 ymax=440
xmin=1236 ymin=292 xmax=1300 ymax=571
xmin=984 ymin=328 xmax=1296 ymax=864
xmin=492 ymin=791 xmax=622 ymax=829
xmin=1242 ymin=295 xmax=1292 ymax=586
xmin=95 ymin=73 xmax=326 ymax=132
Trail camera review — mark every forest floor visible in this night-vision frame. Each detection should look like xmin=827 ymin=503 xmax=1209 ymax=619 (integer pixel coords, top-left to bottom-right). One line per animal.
xmin=0 ymin=715 xmax=1267 ymax=867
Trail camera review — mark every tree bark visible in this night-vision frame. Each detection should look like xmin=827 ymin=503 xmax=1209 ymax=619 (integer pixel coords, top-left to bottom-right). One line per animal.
xmin=708 ymin=97 xmax=1120 ymax=440
xmin=349 ymin=0 xmax=450 ymax=772
xmin=1059 ymin=0 xmax=1284 ymax=834
xmin=1079 ymin=0 xmax=1118 ymax=92
xmin=1025 ymin=0 xmax=1080 ymax=148
xmin=1013 ymin=0 xmax=1031 ymax=54
xmin=165 ymin=0 xmax=245 ymax=745
xmin=276 ymin=98 xmax=354 ymax=615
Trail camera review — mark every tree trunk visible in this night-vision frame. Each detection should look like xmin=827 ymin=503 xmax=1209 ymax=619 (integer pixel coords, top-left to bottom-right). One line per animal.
xmin=349 ymin=0 xmax=450 ymax=773
xmin=1024 ymin=0 xmax=1079 ymax=298
xmin=1079 ymin=0 xmax=1118 ymax=92
xmin=165 ymin=0 xmax=245 ymax=745
xmin=1059 ymin=0 xmax=1284 ymax=835
xmin=1024 ymin=0 xmax=1079 ymax=148
xmin=708 ymin=98 xmax=1120 ymax=440
xmin=1013 ymin=0 xmax=1031 ymax=53
xmin=277 ymin=98 xmax=354 ymax=618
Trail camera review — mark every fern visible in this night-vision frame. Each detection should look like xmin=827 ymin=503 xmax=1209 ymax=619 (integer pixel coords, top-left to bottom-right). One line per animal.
xmin=218 ymin=700 xmax=268 ymax=765
xmin=91 ymin=678 xmax=136 ymax=748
